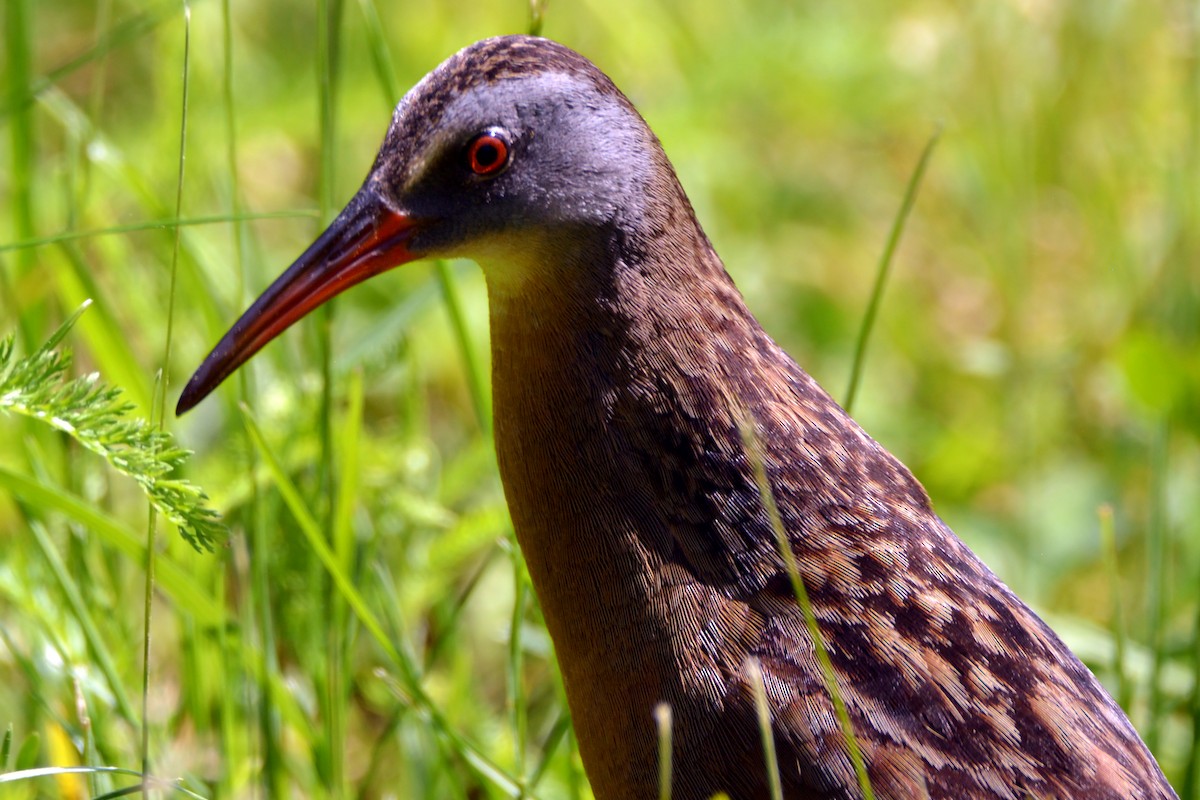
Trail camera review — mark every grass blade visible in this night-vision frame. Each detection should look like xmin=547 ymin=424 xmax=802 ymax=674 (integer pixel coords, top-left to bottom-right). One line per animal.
xmin=0 ymin=466 xmax=223 ymax=625
xmin=27 ymin=520 xmax=139 ymax=726
xmin=740 ymin=416 xmax=875 ymax=800
xmin=746 ymin=659 xmax=783 ymax=800
xmin=844 ymin=127 xmax=940 ymax=414
xmin=655 ymin=702 xmax=673 ymax=800
xmin=240 ymin=405 xmax=398 ymax=662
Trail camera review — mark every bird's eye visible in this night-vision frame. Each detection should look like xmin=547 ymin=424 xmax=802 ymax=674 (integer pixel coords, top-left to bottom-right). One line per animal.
xmin=467 ymin=129 xmax=511 ymax=177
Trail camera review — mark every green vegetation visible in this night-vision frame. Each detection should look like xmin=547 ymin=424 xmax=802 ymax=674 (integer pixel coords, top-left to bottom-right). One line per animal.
xmin=1 ymin=0 xmax=1197 ymax=797
xmin=1 ymin=302 xmax=222 ymax=552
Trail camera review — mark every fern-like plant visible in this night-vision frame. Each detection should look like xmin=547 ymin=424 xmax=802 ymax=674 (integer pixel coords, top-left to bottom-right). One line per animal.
xmin=0 ymin=300 xmax=222 ymax=551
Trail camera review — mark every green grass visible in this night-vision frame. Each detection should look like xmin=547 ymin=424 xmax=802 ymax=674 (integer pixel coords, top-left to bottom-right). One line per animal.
xmin=2 ymin=1 xmax=1199 ymax=798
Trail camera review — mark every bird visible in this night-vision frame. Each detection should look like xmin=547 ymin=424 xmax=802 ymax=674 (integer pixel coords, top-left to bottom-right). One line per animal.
xmin=177 ymin=35 xmax=1178 ymax=800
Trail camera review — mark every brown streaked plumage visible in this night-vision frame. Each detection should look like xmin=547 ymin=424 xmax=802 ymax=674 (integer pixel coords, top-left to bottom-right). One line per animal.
xmin=178 ymin=36 xmax=1178 ymax=800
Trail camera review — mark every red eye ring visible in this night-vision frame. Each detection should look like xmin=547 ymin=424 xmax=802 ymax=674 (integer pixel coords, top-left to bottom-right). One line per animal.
xmin=467 ymin=130 xmax=511 ymax=176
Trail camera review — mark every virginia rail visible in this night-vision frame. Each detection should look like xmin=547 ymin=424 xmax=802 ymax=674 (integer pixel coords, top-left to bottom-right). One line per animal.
xmin=178 ymin=36 xmax=1178 ymax=800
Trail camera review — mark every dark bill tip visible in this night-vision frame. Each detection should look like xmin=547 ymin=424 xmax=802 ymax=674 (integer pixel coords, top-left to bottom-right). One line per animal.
xmin=176 ymin=188 xmax=421 ymax=415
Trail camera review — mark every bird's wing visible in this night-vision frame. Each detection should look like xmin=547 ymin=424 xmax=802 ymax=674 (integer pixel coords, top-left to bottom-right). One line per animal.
xmin=615 ymin=327 xmax=1176 ymax=799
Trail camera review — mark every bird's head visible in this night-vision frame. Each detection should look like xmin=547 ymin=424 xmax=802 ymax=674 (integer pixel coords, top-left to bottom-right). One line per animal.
xmin=177 ymin=35 xmax=665 ymax=414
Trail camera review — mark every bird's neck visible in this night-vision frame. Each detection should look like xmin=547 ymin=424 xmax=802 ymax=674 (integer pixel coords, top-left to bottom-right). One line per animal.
xmin=482 ymin=196 xmax=748 ymax=786
xmin=482 ymin=213 xmax=703 ymax=607
xmin=482 ymin=173 xmax=858 ymax=776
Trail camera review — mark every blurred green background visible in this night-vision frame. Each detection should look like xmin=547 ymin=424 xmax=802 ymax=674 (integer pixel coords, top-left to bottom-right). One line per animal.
xmin=1 ymin=0 xmax=1197 ymax=797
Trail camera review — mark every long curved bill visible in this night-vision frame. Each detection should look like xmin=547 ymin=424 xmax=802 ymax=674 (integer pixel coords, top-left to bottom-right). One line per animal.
xmin=176 ymin=187 xmax=421 ymax=415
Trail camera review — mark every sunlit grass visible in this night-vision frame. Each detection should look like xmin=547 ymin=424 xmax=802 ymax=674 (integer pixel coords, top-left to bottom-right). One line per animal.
xmin=1 ymin=1 xmax=1197 ymax=798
